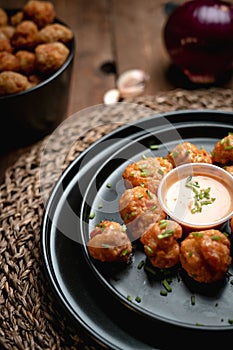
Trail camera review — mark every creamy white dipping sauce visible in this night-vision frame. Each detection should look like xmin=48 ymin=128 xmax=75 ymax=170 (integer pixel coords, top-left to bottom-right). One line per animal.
xmin=164 ymin=174 xmax=232 ymax=225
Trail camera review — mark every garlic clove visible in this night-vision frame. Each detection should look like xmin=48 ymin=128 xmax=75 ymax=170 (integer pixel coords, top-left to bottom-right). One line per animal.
xmin=116 ymin=69 xmax=150 ymax=98
xmin=103 ymin=88 xmax=120 ymax=105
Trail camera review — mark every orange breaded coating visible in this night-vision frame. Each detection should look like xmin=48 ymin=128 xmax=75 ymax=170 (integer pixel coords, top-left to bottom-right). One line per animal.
xmin=0 ymin=8 xmax=8 ymax=27
xmin=122 ymin=157 xmax=173 ymax=194
xmin=0 ymin=71 xmax=30 ymax=96
xmin=11 ymin=20 xmax=38 ymax=49
xmin=35 ymin=42 xmax=69 ymax=74
xmin=15 ymin=50 xmax=36 ymax=75
xmin=37 ymin=23 xmax=73 ymax=44
xmin=119 ymin=186 xmax=166 ymax=239
xmin=167 ymin=142 xmax=212 ymax=167
xmin=224 ymin=165 xmax=233 ymax=176
xmin=0 ymin=32 xmax=12 ymax=53
xmin=0 ymin=52 xmax=19 ymax=72
xmin=10 ymin=11 xmax=24 ymax=27
xmin=28 ymin=73 xmax=42 ymax=86
xmin=0 ymin=26 xmax=15 ymax=40
xmin=180 ymin=230 xmax=231 ymax=283
xmin=87 ymin=221 xmax=132 ymax=263
xmin=23 ymin=0 xmax=55 ymax=28
xmin=140 ymin=219 xmax=182 ymax=268
xmin=212 ymin=134 xmax=233 ymax=165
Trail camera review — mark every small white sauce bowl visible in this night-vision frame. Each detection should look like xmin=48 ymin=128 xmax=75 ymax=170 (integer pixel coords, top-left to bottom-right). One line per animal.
xmin=157 ymin=163 xmax=233 ymax=230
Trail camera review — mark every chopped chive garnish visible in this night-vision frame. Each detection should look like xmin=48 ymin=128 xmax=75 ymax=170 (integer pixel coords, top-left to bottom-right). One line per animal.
xmin=140 ymin=169 xmax=150 ymax=177
xmin=106 ymin=183 xmax=112 ymax=188
xmin=141 ymin=154 xmax=147 ymax=159
xmin=211 ymin=235 xmax=221 ymax=241
xmin=191 ymin=295 xmax=196 ymax=305
xmin=139 ymin=164 xmax=147 ymax=170
xmin=159 ymin=220 xmax=167 ymax=228
xmin=171 ymin=151 xmax=178 ymax=158
xmin=135 ymin=296 xmax=141 ymax=303
xmin=98 ymin=203 xmax=103 ymax=209
xmin=158 ymin=169 xmax=164 ymax=175
xmin=127 ymin=295 xmax=132 ymax=302
xmin=162 ymin=279 xmax=172 ymax=292
xmin=144 ymin=265 xmax=157 ymax=275
xmin=150 ymin=144 xmax=159 ymax=150
xmin=121 ymin=224 xmax=127 ymax=232
xmin=137 ymin=260 xmax=145 ymax=269
xmin=150 ymin=205 xmax=157 ymax=211
xmin=96 ymin=223 xmax=106 ymax=230
xmin=146 ymin=189 xmax=153 ymax=199
xmin=89 ymin=212 xmax=95 ymax=219
xmin=228 ymin=319 xmax=233 ymax=324
xmin=158 ymin=229 xmax=174 ymax=239
xmin=160 ymin=290 xmax=168 ymax=296
xmin=185 ymin=176 xmax=216 ymax=214
xmin=121 ymin=249 xmax=128 ymax=257
xmin=192 ymin=232 xmax=203 ymax=237
xmin=145 ymin=245 xmax=154 ymax=255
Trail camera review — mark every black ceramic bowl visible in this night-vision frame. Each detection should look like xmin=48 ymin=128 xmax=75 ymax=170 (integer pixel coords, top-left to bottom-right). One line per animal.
xmin=0 ymin=11 xmax=75 ymax=152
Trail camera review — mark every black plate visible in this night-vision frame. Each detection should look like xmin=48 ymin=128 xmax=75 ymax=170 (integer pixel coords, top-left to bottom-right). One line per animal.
xmin=42 ymin=110 xmax=233 ymax=349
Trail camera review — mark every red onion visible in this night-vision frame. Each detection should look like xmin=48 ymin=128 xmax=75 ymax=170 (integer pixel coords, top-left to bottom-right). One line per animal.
xmin=163 ymin=0 xmax=233 ymax=83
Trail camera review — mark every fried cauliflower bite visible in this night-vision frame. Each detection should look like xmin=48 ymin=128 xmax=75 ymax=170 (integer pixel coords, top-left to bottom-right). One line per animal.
xmin=35 ymin=42 xmax=69 ymax=74
xmin=0 ymin=26 xmax=15 ymax=40
xmin=212 ymin=134 xmax=233 ymax=165
xmin=224 ymin=165 xmax=233 ymax=176
xmin=167 ymin=142 xmax=212 ymax=167
xmin=180 ymin=230 xmax=231 ymax=283
xmin=37 ymin=23 xmax=73 ymax=44
xmin=15 ymin=50 xmax=36 ymax=75
xmin=119 ymin=186 xmax=166 ymax=240
xmin=10 ymin=11 xmax=24 ymax=27
xmin=87 ymin=221 xmax=132 ymax=263
xmin=122 ymin=157 xmax=173 ymax=194
xmin=0 ymin=71 xmax=30 ymax=96
xmin=28 ymin=73 xmax=42 ymax=86
xmin=23 ymin=0 xmax=55 ymax=28
xmin=11 ymin=20 xmax=38 ymax=50
xmin=140 ymin=219 xmax=182 ymax=268
xmin=0 ymin=8 xmax=8 ymax=27
xmin=0 ymin=32 xmax=12 ymax=53
xmin=0 ymin=52 xmax=19 ymax=72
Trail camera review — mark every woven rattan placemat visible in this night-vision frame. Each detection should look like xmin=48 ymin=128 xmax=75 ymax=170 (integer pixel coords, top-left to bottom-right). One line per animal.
xmin=1 ymin=87 xmax=233 ymax=350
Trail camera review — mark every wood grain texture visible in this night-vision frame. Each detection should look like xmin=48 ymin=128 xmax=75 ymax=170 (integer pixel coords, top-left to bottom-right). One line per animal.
xmin=112 ymin=0 xmax=173 ymax=94
xmin=55 ymin=0 xmax=116 ymax=114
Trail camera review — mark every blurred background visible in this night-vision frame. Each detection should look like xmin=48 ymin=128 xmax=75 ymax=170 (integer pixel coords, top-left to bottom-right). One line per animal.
xmin=1 ymin=0 xmax=233 ymax=177
xmin=2 ymin=0 xmax=233 ymax=112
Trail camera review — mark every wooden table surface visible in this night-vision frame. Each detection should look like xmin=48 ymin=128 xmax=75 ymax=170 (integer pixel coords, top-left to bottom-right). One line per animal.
xmin=1 ymin=0 xmax=233 ymax=182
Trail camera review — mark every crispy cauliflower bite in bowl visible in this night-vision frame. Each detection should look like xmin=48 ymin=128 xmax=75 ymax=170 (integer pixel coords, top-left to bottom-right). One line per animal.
xmin=0 ymin=1 xmax=75 ymax=150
